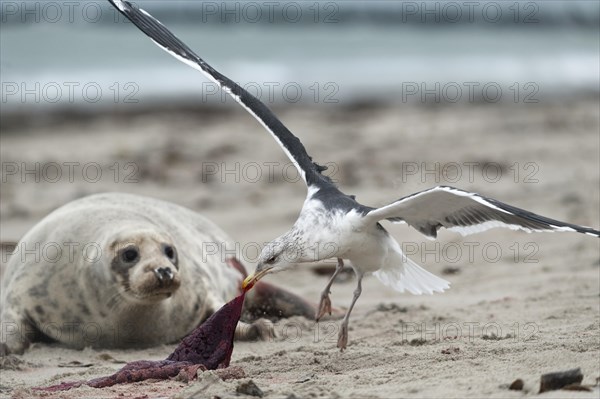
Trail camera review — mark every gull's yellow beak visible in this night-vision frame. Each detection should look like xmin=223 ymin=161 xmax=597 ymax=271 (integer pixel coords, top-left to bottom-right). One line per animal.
xmin=242 ymin=268 xmax=272 ymax=291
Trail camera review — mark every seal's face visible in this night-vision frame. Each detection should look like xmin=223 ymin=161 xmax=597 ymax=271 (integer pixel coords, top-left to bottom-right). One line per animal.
xmin=110 ymin=230 xmax=181 ymax=303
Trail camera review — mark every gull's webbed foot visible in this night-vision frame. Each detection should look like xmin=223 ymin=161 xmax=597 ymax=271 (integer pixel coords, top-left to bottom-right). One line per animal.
xmin=337 ymin=322 xmax=348 ymax=351
xmin=316 ymin=293 xmax=332 ymax=322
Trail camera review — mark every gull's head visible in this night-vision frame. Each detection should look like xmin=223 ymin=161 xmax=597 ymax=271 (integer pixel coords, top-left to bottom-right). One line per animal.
xmin=242 ymin=238 xmax=298 ymax=290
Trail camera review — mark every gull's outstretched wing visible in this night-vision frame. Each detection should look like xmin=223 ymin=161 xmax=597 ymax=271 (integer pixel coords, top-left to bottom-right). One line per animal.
xmin=364 ymin=186 xmax=600 ymax=239
xmin=107 ymin=0 xmax=332 ymax=190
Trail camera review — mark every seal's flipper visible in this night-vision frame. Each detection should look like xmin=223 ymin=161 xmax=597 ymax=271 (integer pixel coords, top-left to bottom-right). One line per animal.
xmin=235 ymin=319 xmax=275 ymax=341
xmin=243 ymin=281 xmax=317 ymax=321
xmin=0 ymin=308 xmax=34 ymax=355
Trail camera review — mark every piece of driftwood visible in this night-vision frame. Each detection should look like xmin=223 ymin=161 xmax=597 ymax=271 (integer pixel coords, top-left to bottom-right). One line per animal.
xmin=539 ymin=368 xmax=584 ymax=393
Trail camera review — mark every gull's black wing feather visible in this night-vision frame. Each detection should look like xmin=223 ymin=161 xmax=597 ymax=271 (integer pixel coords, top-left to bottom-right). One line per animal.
xmin=107 ymin=0 xmax=332 ymax=190
xmin=364 ymin=186 xmax=600 ymax=239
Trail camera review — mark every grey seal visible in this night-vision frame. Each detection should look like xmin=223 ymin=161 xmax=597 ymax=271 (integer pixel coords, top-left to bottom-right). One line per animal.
xmin=0 ymin=193 xmax=314 ymax=354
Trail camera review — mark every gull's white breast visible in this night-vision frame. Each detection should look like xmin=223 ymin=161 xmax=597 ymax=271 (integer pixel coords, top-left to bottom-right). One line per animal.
xmin=329 ymin=209 xmax=392 ymax=274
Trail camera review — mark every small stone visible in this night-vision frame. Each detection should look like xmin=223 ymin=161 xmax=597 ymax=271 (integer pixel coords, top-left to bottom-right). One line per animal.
xmin=236 ymin=380 xmax=264 ymax=397
xmin=441 ymin=347 xmax=460 ymax=355
xmin=409 ymin=338 xmax=427 ymax=346
xmin=539 ymin=368 xmax=584 ymax=393
xmin=442 ymin=266 xmax=461 ymax=275
xmin=509 ymin=379 xmax=524 ymax=390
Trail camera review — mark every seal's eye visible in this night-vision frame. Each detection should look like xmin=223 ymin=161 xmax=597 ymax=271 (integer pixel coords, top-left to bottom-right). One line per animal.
xmin=164 ymin=245 xmax=175 ymax=259
xmin=121 ymin=248 xmax=139 ymax=263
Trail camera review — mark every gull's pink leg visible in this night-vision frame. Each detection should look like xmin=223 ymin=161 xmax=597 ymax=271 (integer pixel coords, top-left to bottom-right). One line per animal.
xmin=316 ymin=258 xmax=344 ymax=321
xmin=337 ymin=273 xmax=363 ymax=351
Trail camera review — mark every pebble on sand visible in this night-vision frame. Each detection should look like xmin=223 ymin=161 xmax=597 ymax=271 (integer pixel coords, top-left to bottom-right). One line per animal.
xmin=539 ymin=368 xmax=584 ymax=393
xmin=236 ymin=380 xmax=264 ymax=397
xmin=508 ymin=379 xmax=524 ymax=390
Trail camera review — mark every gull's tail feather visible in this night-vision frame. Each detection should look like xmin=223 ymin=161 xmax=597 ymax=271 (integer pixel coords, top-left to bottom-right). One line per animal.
xmin=373 ymin=252 xmax=450 ymax=295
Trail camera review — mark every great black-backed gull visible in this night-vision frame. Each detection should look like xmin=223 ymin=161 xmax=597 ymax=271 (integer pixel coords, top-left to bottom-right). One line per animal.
xmin=108 ymin=0 xmax=600 ymax=351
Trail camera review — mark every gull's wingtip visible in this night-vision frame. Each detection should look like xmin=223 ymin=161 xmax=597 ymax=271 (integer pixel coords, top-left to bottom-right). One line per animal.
xmin=584 ymin=229 xmax=600 ymax=238
xmin=107 ymin=0 xmax=127 ymax=12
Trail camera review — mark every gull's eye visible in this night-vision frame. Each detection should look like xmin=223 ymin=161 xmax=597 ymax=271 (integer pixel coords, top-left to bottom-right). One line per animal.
xmin=266 ymin=255 xmax=277 ymax=264
xmin=121 ymin=247 xmax=139 ymax=263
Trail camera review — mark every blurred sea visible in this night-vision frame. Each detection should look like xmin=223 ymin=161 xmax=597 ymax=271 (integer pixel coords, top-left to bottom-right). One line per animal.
xmin=1 ymin=0 xmax=599 ymax=113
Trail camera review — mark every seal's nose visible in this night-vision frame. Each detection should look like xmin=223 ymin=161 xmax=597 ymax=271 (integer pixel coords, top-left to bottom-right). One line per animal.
xmin=154 ymin=267 xmax=174 ymax=284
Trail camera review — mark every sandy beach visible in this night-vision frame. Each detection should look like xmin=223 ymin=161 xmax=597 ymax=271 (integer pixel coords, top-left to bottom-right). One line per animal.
xmin=1 ymin=99 xmax=599 ymax=398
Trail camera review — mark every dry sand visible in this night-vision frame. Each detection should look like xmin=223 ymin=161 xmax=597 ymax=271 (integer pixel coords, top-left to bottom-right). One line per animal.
xmin=0 ymin=99 xmax=599 ymax=398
